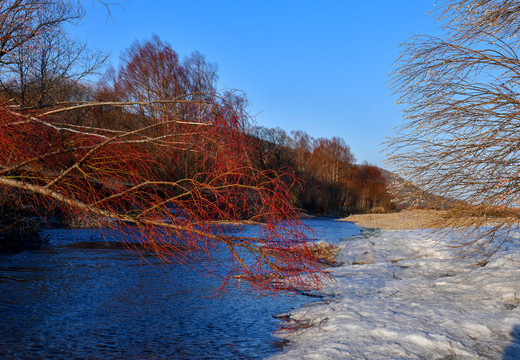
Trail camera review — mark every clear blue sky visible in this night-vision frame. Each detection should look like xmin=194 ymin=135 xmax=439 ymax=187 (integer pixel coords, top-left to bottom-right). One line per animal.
xmin=69 ymin=1 xmax=441 ymax=167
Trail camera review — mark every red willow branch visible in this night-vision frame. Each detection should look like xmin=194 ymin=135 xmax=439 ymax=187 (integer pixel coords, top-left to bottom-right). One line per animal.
xmin=0 ymin=97 xmax=332 ymax=294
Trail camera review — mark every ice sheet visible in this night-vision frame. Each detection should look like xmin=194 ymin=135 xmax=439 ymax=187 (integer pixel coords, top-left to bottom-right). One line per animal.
xmin=271 ymin=229 xmax=520 ymax=359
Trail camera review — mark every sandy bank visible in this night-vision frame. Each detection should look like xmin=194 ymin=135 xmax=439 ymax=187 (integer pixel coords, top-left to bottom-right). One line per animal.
xmin=340 ymin=209 xmax=448 ymax=230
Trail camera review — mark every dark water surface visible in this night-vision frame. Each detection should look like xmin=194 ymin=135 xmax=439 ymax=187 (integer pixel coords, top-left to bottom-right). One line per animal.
xmin=0 ymin=218 xmax=360 ymax=359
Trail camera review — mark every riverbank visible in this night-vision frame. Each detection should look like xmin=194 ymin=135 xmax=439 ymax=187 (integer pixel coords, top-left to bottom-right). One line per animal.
xmin=340 ymin=209 xmax=448 ymax=230
xmin=271 ymin=228 xmax=520 ymax=359
xmin=341 ymin=208 xmax=519 ymax=231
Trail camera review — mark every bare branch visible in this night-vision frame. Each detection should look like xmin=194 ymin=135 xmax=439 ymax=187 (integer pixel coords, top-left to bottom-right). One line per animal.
xmin=389 ymin=0 xmax=520 ymax=260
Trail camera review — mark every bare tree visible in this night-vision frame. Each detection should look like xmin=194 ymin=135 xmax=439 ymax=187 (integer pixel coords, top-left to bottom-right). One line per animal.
xmin=290 ymin=130 xmax=314 ymax=173
xmin=0 ymin=1 xmax=83 ymax=68
xmin=114 ymin=35 xmax=219 ymax=124
xmin=0 ymin=1 xmax=105 ymax=108
xmin=250 ymin=126 xmax=293 ymax=171
xmin=116 ymin=35 xmax=187 ymax=121
xmin=184 ymin=50 xmax=218 ymax=98
xmin=389 ymin=0 xmax=520 ymax=260
xmin=311 ymin=137 xmax=354 ymax=184
xmin=0 ymin=0 xmax=114 ymax=66
xmin=1 ymin=27 xmax=105 ymax=107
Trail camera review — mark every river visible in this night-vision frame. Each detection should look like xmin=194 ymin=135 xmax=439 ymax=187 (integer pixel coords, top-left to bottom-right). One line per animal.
xmin=0 ymin=218 xmax=360 ymax=359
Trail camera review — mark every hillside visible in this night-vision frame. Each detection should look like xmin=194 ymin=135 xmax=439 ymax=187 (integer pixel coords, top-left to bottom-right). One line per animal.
xmin=379 ymin=168 xmax=453 ymax=210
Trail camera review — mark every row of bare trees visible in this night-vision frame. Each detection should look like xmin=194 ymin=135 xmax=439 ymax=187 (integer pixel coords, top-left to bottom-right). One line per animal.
xmin=251 ymin=126 xmax=393 ymax=215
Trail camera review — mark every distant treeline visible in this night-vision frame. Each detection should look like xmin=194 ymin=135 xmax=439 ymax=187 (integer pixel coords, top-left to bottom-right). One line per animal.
xmin=250 ymin=126 xmax=394 ymax=215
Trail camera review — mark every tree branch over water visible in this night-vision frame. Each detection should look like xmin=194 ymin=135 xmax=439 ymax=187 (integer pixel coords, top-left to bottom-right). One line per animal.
xmin=0 ymin=2 xmax=331 ymax=293
xmin=0 ymin=97 xmax=332 ymax=294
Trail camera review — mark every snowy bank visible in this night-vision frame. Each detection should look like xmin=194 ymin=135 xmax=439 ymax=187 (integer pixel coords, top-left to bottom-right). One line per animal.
xmin=271 ymin=229 xmax=520 ymax=359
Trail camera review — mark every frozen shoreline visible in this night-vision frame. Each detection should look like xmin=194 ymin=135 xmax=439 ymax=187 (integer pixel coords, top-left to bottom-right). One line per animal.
xmin=270 ymin=229 xmax=520 ymax=359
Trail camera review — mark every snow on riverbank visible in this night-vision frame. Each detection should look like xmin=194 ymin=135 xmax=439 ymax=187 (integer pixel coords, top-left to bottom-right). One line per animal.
xmin=271 ymin=229 xmax=520 ymax=359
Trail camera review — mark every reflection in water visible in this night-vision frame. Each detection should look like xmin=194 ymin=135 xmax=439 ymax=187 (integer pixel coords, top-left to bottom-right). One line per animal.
xmin=0 ymin=219 xmax=360 ymax=359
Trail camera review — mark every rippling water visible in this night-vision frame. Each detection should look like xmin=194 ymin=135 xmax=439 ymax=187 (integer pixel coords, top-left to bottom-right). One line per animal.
xmin=0 ymin=218 xmax=359 ymax=359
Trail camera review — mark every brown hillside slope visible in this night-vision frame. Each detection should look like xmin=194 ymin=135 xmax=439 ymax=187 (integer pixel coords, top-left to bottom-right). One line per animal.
xmin=379 ymin=168 xmax=454 ymax=210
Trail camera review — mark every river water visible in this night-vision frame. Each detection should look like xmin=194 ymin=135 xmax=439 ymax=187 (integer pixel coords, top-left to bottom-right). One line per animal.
xmin=0 ymin=218 xmax=360 ymax=359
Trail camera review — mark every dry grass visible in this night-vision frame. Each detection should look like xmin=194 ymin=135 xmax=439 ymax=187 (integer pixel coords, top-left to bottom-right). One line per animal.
xmin=341 ymin=208 xmax=520 ymax=230
xmin=341 ymin=209 xmax=452 ymax=230
xmin=309 ymin=242 xmax=340 ymax=265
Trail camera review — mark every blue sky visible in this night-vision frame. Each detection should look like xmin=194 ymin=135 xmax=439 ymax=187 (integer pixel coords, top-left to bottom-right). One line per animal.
xmin=69 ymin=1 xmax=441 ymax=167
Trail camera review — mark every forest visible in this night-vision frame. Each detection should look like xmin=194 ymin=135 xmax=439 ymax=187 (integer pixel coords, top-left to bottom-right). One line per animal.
xmin=250 ymin=126 xmax=393 ymax=215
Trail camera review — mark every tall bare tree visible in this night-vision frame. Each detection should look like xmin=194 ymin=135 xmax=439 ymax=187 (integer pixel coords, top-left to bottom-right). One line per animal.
xmin=389 ymin=0 xmax=520 ymax=259
xmin=0 ymin=1 xmax=82 ymax=67
xmin=311 ymin=137 xmax=354 ymax=184
xmin=115 ymin=35 xmax=218 ymax=124
xmin=0 ymin=1 xmax=105 ymax=108
xmin=250 ymin=126 xmax=293 ymax=171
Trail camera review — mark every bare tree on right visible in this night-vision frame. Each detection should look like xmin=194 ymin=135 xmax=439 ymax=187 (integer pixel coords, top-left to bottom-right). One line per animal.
xmin=389 ymin=0 xmax=520 ymax=260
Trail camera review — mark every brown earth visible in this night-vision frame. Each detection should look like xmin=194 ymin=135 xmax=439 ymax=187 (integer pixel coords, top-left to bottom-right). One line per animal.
xmin=341 ymin=208 xmax=520 ymax=230
xmin=341 ymin=209 xmax=449 ymax=230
